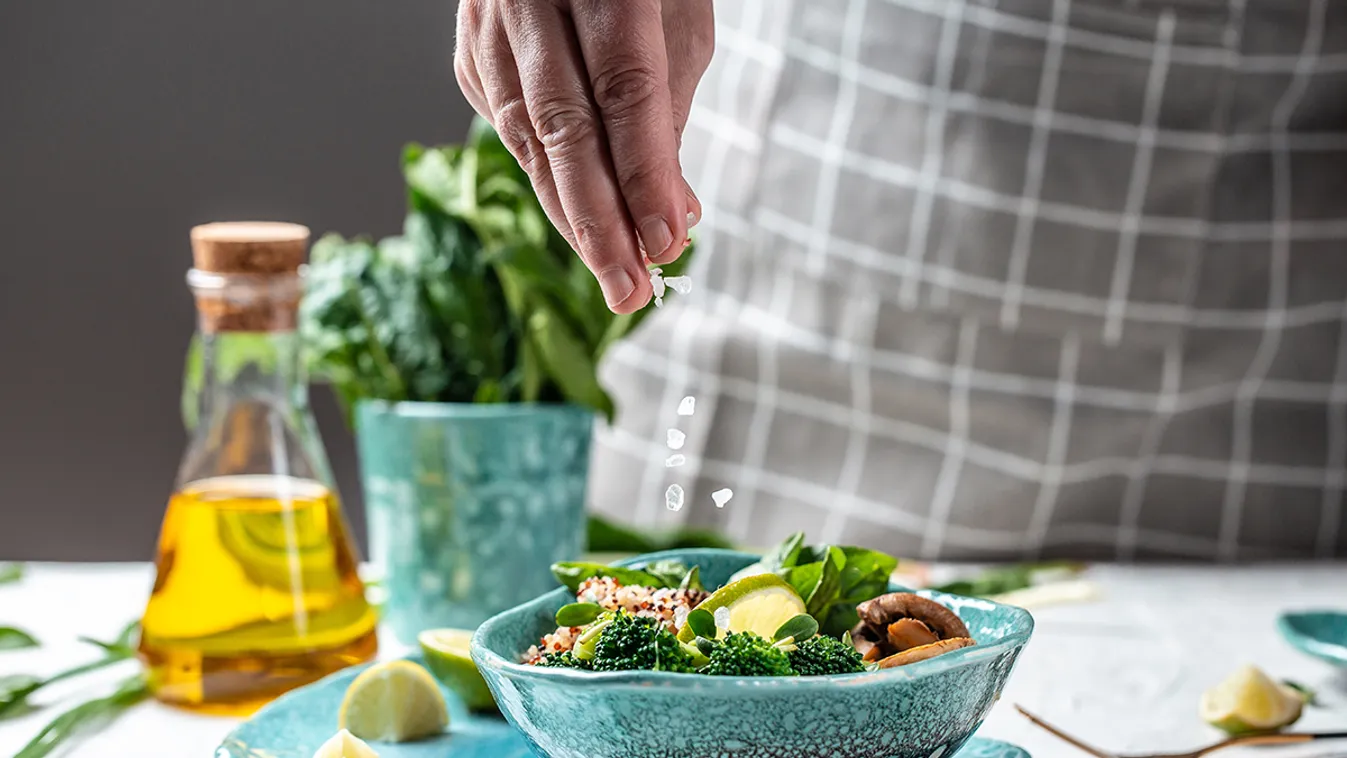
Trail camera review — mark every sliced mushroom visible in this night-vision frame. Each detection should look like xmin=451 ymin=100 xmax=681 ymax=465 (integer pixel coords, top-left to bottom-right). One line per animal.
xmin=859 ymin=593 xmax=970 ymax=640
xmin=886 ymin=618 xmax=939 ymax=651
xmin=876 ymin=637 xmax=975 ymax=669
xmin=849 ymin=592 xmax=975 ymax=663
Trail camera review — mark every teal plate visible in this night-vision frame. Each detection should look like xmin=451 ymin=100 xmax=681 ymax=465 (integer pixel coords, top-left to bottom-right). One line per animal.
xmin=215 ymin=658 xmax=1032 ymax=758
xmin=1278 ymin=611 xmax=1347 ymax=668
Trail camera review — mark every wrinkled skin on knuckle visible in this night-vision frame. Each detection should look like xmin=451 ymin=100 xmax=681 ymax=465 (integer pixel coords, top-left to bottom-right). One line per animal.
xmin=494 ymin=98 xmax=547 ymax=174
xmin=533 ymin=102 xmax=599 ymax=154
xmin=614 ymin=158 xmax=677 ymax=199
xmin=590 ymin=60 xmax=662 ymax=121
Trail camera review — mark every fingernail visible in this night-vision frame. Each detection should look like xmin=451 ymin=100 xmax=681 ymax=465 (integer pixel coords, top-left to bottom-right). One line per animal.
xmin=598 ymin=267 xmax=636 ymax=308
xmin=639 ymin=218 xmax=674 ymax=258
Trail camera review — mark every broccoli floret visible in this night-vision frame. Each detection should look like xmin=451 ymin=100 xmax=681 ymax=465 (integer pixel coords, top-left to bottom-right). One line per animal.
xmin=788 ymin=635 xmax=865 ymax=676
xmin=702 ymin=632 xmax=796 ymax=677
xmin=589 ymin=610 xmax=698 ymax=673
xmin=536 ymin=652 xmax=591 ymax=670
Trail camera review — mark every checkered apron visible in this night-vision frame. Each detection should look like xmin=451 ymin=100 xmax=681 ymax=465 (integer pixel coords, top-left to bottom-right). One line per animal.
xmin=590 ymin=0 xmax=1347 ymax=560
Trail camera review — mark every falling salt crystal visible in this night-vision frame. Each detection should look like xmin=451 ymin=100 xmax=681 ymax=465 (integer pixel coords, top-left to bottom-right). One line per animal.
xmin=674 ymin=606 xmax=690 ymax=629
xmin=711 ymin=488 xmax=733 ymax=508
xmin=666 ymin=428 xmax=686 ymax=450
xmin=649 ymin=269 xmax=666 ymax=298
xmin=677 ymin=396 xmax=695 ymax=416
xmin=665 ymin=484 xmax=684 ymax=512
xmin=666 ymin=454 xmax=686 ymax=468
xmin=663 ymin=276 xmax=692 ymax=295
xmin=714 ymin=607 xmax=731 ymax=630
xmin=654 ymin=296 xmax=663 ymax=308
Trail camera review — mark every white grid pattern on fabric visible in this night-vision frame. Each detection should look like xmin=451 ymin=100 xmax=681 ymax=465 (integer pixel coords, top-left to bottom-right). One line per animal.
xmin=1218 ymin=0 xmax=1327 ymax=560
xmin=589 ymin=0 xmax=1347 ymax=561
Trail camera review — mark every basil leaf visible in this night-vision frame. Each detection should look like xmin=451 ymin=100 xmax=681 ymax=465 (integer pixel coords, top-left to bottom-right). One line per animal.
xmin=0 ymin=564 xmax=21 ymax=585
xmin=686 ymin=609 xmax=718 ymax=640
xmin=0 ymin=627 xmax=38 ymax=651
xmin=555 ymin=603 xmax=605 ymax=628
xmin=550 ymin=562 xmax=666 ymax=593
xmin=774 ymin=614 xmax=819 ymax=643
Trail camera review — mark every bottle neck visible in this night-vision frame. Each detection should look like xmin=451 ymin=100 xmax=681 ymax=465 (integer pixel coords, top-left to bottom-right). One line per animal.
xmin=198 ymin=330 xmax=307 ymax=409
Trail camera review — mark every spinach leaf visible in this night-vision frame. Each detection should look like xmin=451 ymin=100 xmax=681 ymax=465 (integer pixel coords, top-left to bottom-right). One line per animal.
xmin=0 ymin=627 xmax=38 ymax=651
xmin=550 ymin=562 xmax=667 ymax=594
xmin=640 ymin=560 xmax=692 ymax=589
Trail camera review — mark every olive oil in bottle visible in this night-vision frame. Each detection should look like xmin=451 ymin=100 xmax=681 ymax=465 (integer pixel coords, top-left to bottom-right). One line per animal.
xmin=138 ymin=223 xmax=376 ymax=715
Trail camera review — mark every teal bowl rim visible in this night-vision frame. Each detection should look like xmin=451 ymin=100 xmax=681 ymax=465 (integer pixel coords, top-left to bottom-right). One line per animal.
xmin=471 ymin=548 xmax=1035 ymax=689
xmin=1277 ymin=610 xmax=1347 ymax=663
xmin=355 ymin=399 xmax=597 ymax=421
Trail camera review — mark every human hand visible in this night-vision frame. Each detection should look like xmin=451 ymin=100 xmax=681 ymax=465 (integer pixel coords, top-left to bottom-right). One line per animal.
xmin=455 ymin=0 xmax=714 ymax=313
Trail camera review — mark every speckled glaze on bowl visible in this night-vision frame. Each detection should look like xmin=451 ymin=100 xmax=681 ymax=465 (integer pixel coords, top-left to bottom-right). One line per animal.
xmin=472 ymin=549 xmax=1034 ymax=758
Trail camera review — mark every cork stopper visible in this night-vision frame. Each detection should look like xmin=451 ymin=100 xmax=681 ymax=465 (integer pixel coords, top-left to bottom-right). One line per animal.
xmin=188 ymin=222 xmax=309 ymax=333
xmin=190 ymin=222 xmax=309 ymax=274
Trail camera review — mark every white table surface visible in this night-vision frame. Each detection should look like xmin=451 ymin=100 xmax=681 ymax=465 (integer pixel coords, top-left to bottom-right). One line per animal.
xmin=2 ymin=562 xmax=1345 ymax=758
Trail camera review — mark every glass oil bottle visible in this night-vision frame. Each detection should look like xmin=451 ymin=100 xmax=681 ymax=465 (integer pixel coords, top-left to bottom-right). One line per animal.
xmin=138 ymin=222 xmax=377 ymax=714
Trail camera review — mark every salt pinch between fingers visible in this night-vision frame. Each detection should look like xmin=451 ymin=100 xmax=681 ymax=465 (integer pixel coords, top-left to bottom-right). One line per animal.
xmin=663 ymin=276 xmax=692 ymax=295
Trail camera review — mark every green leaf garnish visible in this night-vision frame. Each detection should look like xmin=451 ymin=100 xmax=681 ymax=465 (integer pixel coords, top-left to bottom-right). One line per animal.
xmin=15 ymin=673 xmax=148 ymax=758
xmin=686 ymin=609 xmax=718 ymax=640
xmin=0 ymin=627 xmax=39 ymax=651
xmin=555 ymin=603 xmax=605 ymax=628
xmin=550 ymin=562 xmax=669 ymax=593
xmin=0 ymin=564 xmax=22 ymax=585
xmin=774 ymin=614 xmax=819 ymax=643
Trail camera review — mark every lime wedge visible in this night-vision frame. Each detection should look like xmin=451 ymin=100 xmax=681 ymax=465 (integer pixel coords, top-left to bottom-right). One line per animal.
xmin=418 ymin=628 xmax=497 ymax=713
xmin=312 ymin=729 xmax=381 ymax=758
xmin=677 ymin=574 xmax=807 ymax=643
xmin=1200 ymin=664 xmax=1303 ymax=736
xmin=338 ymin=660 xmax=448 ymax=743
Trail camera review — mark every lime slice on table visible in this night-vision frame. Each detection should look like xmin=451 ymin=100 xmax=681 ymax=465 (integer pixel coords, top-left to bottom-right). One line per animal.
xmin=677 ymin=574 xmax=807 ymax=643
xmin=338 ymin=660 xmax=448 ymax=743
xmin=419 ymin=628 xmax=498 ymax=713
xmin=312 ymin=729 xmax=382 ymax=758
xmin=1199 ymin=664 xmax=1304 ymax=736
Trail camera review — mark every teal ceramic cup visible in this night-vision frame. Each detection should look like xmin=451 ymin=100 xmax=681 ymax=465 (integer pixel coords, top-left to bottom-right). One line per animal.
xmin=355 ymin=400 xmax=593 ymax=643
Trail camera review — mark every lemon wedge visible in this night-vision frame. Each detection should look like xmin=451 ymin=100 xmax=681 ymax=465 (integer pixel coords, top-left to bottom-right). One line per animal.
xmin=418 ymin=628 xmax=497 ymax=712
xmin=313 ymin=729 xmax=380 ymax=758
xmin=338 ymin=660 xmax=448 ymax=743
xmin=677 ymin=574 xmax=806 ymax=643
xmin=1200 ymin=664 xmax=1304 ymax=736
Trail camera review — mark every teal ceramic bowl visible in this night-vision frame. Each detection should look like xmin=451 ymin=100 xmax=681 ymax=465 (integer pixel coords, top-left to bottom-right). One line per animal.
xmin=472 ymin=549 xmax=1034 ymax=758
xmin=1278 ymin=610 xmax=1347 ymax=667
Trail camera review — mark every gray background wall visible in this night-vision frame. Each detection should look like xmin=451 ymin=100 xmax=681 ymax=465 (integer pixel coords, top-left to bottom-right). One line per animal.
xmin=0 ymin=0 xmax=475 ymax=560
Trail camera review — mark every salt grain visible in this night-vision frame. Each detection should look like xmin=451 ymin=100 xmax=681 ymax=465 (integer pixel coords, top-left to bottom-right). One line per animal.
xmin=649 ymin=269 xmax=666 ymax=298
xmin=664 ymin=276 xmax=692 ymax=295
xmin=677 ymin=396 xmax=696 ymax=416
xmin=665 ymin=484 xmax=684 ymax=512
xmin=711 ymin=488 xmax=733 ymax=508
xmin=665 ymin=454 xmax=686 ymax=467
xmin=674 ymin=606 xmax=690 ymax=629
xmin=714 ymin=607 xmax=730 ymax=630
xmin=666 ymin=429 xmax=686 ymax=450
